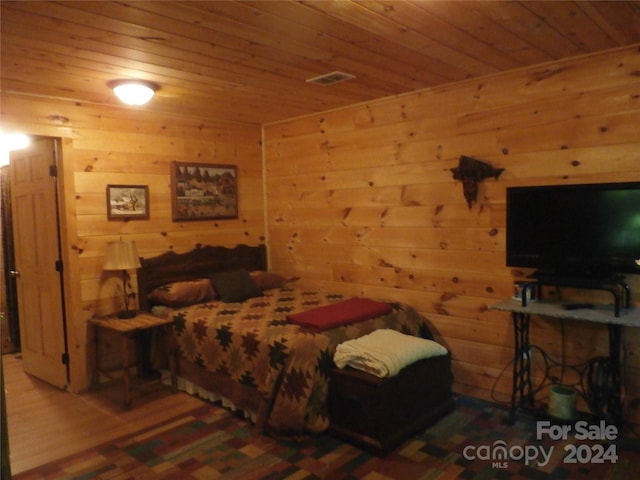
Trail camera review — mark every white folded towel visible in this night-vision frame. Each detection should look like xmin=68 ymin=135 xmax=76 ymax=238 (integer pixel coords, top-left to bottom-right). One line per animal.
xmin=333 ymin=329 xmax=448 ymax=377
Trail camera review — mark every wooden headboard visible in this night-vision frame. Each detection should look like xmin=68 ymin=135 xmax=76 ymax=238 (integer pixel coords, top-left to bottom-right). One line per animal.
xmin=137 ymin=244 xmax=267 ymax=311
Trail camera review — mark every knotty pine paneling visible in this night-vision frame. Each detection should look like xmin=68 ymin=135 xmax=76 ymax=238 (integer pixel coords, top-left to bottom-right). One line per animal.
xmin=2 ymin=95 xmax=263 ymax=389
xmin=263 ymin=45 xmax=640 ymax=424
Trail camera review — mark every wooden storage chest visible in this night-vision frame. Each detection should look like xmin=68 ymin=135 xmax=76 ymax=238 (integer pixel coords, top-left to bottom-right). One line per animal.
xmin=328 ymin=354 xmax=454 ymax=455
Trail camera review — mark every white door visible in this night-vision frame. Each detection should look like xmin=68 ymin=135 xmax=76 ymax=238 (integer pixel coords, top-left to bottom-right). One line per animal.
xmin=9 ymin=137 xmax=68 ymax=388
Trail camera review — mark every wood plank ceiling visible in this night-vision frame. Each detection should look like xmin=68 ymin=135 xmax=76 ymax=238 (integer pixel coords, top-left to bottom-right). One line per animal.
xmin=2 ymin=1 xmax=640 ymax=126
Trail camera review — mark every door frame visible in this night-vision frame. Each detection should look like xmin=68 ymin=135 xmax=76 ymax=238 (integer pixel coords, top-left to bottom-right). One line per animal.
xmin=55 ymin=136 xmax=85 ymax=392
xmin=52 ymin=138 xmax=71 ymax=384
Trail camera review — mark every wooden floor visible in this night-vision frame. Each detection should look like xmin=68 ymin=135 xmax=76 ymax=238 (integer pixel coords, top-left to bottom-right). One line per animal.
xmin=2 ymin=353 xmax=205 ymax=476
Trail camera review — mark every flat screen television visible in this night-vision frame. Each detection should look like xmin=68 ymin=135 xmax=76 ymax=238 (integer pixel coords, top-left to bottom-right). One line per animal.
xmin=506 ymin=182 xmax=640 ymax=278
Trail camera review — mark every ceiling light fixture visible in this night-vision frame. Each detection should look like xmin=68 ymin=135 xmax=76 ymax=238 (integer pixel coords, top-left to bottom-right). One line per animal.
xmin=1 ymin=132 xmax=30 ymax=151
xmin=108 ymin=79 xmax=158 ymax=106
xmin=0 ymin=131 xmax=30 ymax=166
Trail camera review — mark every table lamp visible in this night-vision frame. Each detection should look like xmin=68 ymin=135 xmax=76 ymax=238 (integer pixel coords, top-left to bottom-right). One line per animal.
xmin=104 ymin=240 xmax=141 ymax=319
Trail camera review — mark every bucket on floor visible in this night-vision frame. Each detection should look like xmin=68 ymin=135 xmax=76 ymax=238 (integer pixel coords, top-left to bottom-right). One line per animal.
xmin=548 ymin=385 xmax=577 ymax=420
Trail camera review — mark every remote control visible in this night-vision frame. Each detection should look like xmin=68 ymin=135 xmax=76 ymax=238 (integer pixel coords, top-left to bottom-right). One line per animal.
xmin=562 ymin=303 xmax=594 ymax=310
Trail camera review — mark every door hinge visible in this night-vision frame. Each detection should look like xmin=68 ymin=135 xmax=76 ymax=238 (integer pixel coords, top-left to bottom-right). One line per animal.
xmin=61 ymin=352 xmax=69 ymax=365
xmin=49 ymin=164 xmax=58 ymax=177
xmin=55 ymin=259 xmax=63 ymax=272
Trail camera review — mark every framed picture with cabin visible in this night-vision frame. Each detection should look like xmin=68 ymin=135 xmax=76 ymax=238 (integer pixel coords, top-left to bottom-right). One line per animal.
xmin=170 ymin=162 xmax=238 ymax=221
xmin=106 ymin=185 xmax=149 ymax=220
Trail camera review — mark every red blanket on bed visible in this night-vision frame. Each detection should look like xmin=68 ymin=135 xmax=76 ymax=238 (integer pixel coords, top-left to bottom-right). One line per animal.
xmin=287 ymin=297 xmax=392 ymax=331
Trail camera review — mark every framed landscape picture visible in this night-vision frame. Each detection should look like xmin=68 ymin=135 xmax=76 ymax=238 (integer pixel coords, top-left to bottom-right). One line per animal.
xmin=171 ymin=162 xmax=238 ymax=221
xmin=106 ymin=185 xmax=149 ymax=220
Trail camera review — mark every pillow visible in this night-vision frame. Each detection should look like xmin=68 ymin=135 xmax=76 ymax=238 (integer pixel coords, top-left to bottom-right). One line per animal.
xmin=147 ymin=278 xmax=217 ymax=307
xmin=250 ymin=270 xmax=299 ymax=290
xmin=209 ymin=269 xmax=262 ymax=303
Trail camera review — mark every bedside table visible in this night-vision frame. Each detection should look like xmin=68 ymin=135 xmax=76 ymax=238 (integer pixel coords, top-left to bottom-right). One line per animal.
xmin=90 ymin=312 xmax=176 ymax=408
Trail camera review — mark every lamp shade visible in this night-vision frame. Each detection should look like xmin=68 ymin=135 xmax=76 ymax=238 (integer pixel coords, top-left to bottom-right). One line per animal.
xmin=104 ymin=240 xmax=141 ymax=271
xmin=109 ymin=80 xmax=157 ymax=106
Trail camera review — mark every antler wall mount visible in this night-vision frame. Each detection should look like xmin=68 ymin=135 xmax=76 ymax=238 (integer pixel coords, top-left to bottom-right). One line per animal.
xmin=450 ymin=155 xmax=504 ymax=208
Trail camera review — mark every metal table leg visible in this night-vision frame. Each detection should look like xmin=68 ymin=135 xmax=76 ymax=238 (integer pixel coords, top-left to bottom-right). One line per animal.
xmin=509 ymin=311 xmax=533 ymax=423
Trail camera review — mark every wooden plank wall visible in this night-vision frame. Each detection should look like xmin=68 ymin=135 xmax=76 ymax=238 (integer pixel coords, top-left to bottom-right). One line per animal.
xmin=263 ymin=45 xmax=640 ymax=423
xmin=1 ymin=97 xmax=264 ymax=389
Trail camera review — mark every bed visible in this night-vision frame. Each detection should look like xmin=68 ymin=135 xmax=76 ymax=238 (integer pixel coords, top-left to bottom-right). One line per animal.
xmin=137 ymin=244 xmax=452 ymax=438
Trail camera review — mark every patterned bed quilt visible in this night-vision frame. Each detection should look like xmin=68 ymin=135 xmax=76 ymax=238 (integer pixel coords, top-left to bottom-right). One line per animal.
xmin=169 ymin=286 xmax=434 ymax=436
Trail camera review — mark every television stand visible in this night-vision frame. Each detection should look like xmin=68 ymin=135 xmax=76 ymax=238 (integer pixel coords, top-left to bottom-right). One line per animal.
xmin=491 ymin=299 xmax=640 ymax=426
xmin=519 ymin=273 xmax=631 ymax=317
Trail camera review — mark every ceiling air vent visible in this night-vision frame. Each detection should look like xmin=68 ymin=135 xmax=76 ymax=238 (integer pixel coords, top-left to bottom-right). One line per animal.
xmin=306 ymin=71 xmax=356 ymax=86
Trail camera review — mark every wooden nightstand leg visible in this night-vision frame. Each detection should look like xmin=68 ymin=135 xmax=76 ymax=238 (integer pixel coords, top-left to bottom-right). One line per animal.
xmin=164 ymin=324 xmax=177 ymax=390
xmin=93 ymin=325 xmax=99 ymax=387
xmin=122 ymin=333 xmax=131 ymax=409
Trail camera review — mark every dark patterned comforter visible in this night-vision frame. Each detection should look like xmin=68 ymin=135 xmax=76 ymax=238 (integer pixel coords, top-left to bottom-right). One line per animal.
xmin=169 ymin=286 xmax=433 ymax=436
